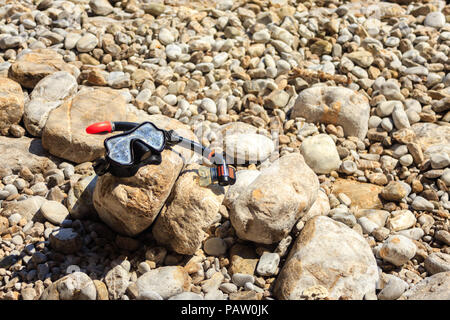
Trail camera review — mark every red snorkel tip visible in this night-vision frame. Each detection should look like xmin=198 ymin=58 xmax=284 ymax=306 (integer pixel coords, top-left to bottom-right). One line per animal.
xmin=86 ymin=121 xmax=113 ymax=134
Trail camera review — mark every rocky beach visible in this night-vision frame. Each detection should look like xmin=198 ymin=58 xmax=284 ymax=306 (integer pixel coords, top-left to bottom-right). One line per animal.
xmin=0 ymin=0 xmax=449 ymax=300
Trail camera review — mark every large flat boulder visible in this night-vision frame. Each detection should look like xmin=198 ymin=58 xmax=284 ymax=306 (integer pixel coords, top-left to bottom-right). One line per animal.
xmin=1 ymin=196 xmax=47 ymax=222
xmin=41 ymin=87 xmax=129 ymax=163
xmin=399 ymin=271 xmax=450 ymax=300
xmin=0 ymin=135 xmax=59 ymax=174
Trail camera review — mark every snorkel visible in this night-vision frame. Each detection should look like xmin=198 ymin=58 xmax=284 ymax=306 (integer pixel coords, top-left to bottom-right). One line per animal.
xmin=86 ymin=121 xmax=236 ymax=187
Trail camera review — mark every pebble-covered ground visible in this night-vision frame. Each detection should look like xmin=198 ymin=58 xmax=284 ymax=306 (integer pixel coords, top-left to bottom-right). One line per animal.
xmin=0 ymin=0 xmax=449 ymax=300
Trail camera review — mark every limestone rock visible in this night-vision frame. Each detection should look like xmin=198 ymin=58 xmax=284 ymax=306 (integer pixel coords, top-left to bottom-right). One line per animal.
xmin=274 ymin=216 xmax=378 ymax=300
xmin=76 ymin=33 xmax=99 ymax=53
xmin=300 ymin=189 xmax=331 ymax=222
xmin=24 ymin=71 xmax=77 ymax=137
xmin=1 ymin=196 xmax=47 ymax=222
xmin=66 ymin=174 xmax=98 ymax=220
xmin=230 ymin=153 xmax=319 ymax=244
xmin=218 ymin=122 xmax=269 ymax=137
xmin=169 ymin=292 xmax=203 ymax=300
xmin=399 ymin=272 xmax=450 ymax=300
xmin=300 ymin=134 xmax=341 ymax=174
xmin=105 ymin=264 xmax=130 ymax=300
xmin=355 ymin=209 xmax=389 ymax=229
xmin=42 ymin=87 xmax=128 ymax=163
xmin=210 ymin=122 xmax=273 ymax=164
xmin=0 ymin=216 xmax=8 ymax=235
xmin=291 ymin=86 xmax=370 ymax=140
xmin=331 ymin=179 xmax=383 ymax=210
xmin=202 ymin=272 xmax=224 ymax=294
xmin=135 ymin=266 xmax=191 ymax=299
xmin=411 ymin=123 xmax=450 ymax=158
xmin=152 ymin=163 xmax=225 ymax=255
xmin=142 ymin=3 xmax=165 ymax=16
xmin=346 ymin=50 xmax=374 ymax=68
xmin=21 ymin=287 xmax=37 ymax=300
xmin=0 ymin=135 xmax=59 ymax=174
xmin=377 ymin=274 xmax=409 ymax=300
xmin=93 ymin=115 xmax=199 ymax=236
xmin=0 ymin=77 xmax=24 ymax=132
xmin=256 ymin=252 xmax=280 ymax=276
xmin=229 ymin=244 xmax=259 ymax=275
xmin=41 ymin=272 xmax=96 ymax=300
xmin=380 ymin=181 xmax=408 ymax=202
xmin=40 ymin=200 xmax=69 ymax=225
xmin=49 ymin=228 xmax=83 ymax=254
xmin=379 ymin=235 xmax=417 ymax=266
xmin=424 ymin=12 xmax=446 ymax=29
xmin=224 ymin=133 xmax=275 ymax=164
xmin=387 ymin=210 xmax=416 ymax=232
xmin=424 ymin=253 xmax=450 ymax=275
xmin=394 ymin=228 xmax=424 ymax=241
xmin=93 ymin=280 xmax=109 ymax=300
xmin=8 ymin=49 xmax=79 ymax=89
xmin=223 ymin=169 xmax=261 ymax=209
xmin=90 ymin=0 xmax=114 ymax=16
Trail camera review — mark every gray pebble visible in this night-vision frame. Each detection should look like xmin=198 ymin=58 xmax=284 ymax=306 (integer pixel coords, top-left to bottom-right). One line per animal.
xmin=32 ymin=252 xmax=47 ymax=264
xmin=204 ymin=237 xmax=227 ymax=256
xmin=169 ymin=292 xmax=204 ymax=300
xmin=399 ymin=154 xmax=413 ymax=167
xmin=411 ymin=196 xmax=434 ymax=211
xmin=219 ymin=282 xmax=238 ymax=294
xmin=8 ymin=213 xmax=22 ymax=225
xmin=424 ymin=12 xmax=445 ymax=29
xmin=138 ymin=290 xmax=163 ymax=300
xmin=12 ymin=235 xmax=23 ymax=246
xmin=3 ymin=184 xmax=18 ymax=196
xmin=232 ymin=273 xmax=255 ymax=287
xmin=201 ymin=98 xmax=217 ymax=114
xmin=430 ymin=153 xmax=450 ymax=170
xmin=340 ymin=160 xmax=357 ymax=174
xmin=435 ymin=230 xmax=450 ymax=246
xmin=256 ymin=252 xmax=280 ymax=276
xmin=378 ymin=275 xmax=408 ymax=300
xmin=392 ymin=105 xmax=410 ymax=130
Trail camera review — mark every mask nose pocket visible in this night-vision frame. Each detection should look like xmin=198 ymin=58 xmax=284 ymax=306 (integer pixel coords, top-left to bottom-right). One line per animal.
xmin=131 ymin=139 xmax=162 ymax=165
